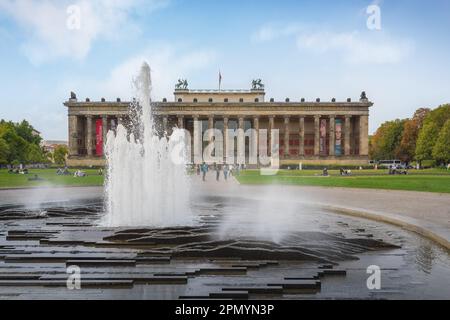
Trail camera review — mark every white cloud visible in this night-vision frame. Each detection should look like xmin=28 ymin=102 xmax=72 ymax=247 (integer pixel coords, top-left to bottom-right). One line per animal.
xmin=0 ymin=0 xmax=168 ymax=64
xmin=252 ymin=23 xmax=302 ymax=43
xmin=253 ymin=23 xmax=413 ymax=65
xmin=296 ymin=31 xmax=413 ymax=64
xmin=97 ymin=45 xmax=217 ymax=100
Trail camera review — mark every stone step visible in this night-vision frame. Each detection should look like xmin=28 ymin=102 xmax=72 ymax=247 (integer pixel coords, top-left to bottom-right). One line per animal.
xmin=0 ymin=280 xmax=134 ymax=287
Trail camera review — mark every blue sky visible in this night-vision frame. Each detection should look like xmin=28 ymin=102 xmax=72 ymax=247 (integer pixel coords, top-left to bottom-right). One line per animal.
xmin=0 ymin=0 xmax=449 ymax=140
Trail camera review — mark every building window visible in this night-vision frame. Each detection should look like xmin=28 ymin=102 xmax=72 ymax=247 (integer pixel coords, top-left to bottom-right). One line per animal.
xmin=254 ymin=98 xmax=259 ymax=102
xmin=239 ymin=98 xmax=244 ymax=103
xmin=193 ymin=98 xmax=198 ymax=103
xmin=178 ymin=98 xmax=183 ymax=102
xmin=208 ymin=98 xmax=213 ymax=102
xmin=224 ymin=98 xmax=228 ymax=103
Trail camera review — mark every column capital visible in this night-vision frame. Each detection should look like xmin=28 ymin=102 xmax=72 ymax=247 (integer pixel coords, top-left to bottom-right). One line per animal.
xmin=314 ymin=115 xmax=321 ymax=120
xmin=345 ymin=115 xmax=352 ymax=119
xmin=284 ymin=115 xmax=290 ymax=122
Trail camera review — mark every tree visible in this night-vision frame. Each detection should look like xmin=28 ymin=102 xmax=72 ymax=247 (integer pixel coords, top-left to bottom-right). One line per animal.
xmin=15 ymin=120 xmax=42 ymax=145
xmin=0 ymin=138 xmax=10 ymax=165
xmin=395 ymin=108 xmax=430 ymax=163
xmin=369 ymin=119 xmax=405 ymax=160
xmin=53 ymin=145 xmax=68 ymax=166
xmin=0 ymin=125 xmax=28 ymax=164
xmin=415 ymin=104 xmax=450 ymax=162
xmin=0 ymin=119 xmax=46 ymax=165
xmin=396 ymin=119 xmax=417 ymax=163
xmin=432 ymin=119 xmax=450 ymax=164
xmin=26 ymin=144 xmax=45 ymax=164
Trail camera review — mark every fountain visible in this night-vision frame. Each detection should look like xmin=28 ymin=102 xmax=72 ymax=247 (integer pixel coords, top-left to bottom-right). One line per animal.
xmin=103 ymin=62 xmax=192 ymax=227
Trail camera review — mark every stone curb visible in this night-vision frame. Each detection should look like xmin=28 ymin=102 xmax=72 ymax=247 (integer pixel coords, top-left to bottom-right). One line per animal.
xmin=321 ymin=204 xmax=450 ymax=251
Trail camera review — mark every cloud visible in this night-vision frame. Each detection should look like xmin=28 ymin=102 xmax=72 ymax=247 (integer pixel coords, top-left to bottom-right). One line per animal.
xmin=252 ymin=24 xmax=414 ymax=65
xmin=296 ymin=31 xmax=413 ymax=64
xmin=97 ymin=45 xmax=217 ymax=100
xmin=251 ymin=23 xmax=302 ymax=43
xmin=0 ymin=0 xmax=168 ymax=64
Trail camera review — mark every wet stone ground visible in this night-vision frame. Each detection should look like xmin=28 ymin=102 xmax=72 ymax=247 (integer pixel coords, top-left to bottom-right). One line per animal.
xmin=0 ymin=196 xmax=449 ymax=300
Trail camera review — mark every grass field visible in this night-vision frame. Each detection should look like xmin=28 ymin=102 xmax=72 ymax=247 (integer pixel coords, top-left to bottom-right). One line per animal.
xmin=0 ymin=169 xmax=104 ymax=189
xmin=235 ymin=169 xmax=450 ymax=193
xmin=1 ymin=168 xmax=450 ymax=193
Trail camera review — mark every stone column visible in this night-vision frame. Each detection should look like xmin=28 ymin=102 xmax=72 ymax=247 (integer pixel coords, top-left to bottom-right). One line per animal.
xmin=208 ymin=115 xmax=214 ymax=142
xmin=86 ymin=115 xmax=93 ymax=157
xmin=102 ymin=116 xmax=107 ymax=151
xmin=193 ymin=115 xmax=201 ymax=164
xmin=314 ymin=115 xmax=320 ymax=156
xmin=117 ymin=116 xmax=123 ymax=127
xmin=223 ymin=117 xmax=229 ymax=163
xmin=344 ymin=115 xmax=351 ymax=156
xmin=299 ymin=116 xmax=304 ymax=156
xmin=177 ymin=115 xmax=184 ymax=129
xmin=268 ymin=116 xmax=275 ymax=156
xmin=238 ymin=117 xmax=245 ymax=164
xmin=253 ymin=116 xmax=259 ymax=157
xmin=68 ymin=115 xmax=79 ymax=156
xmin=163 ymin=116 xmax=168 ymax=133
xmin=284 ymin=116 xmax=290 ymax=158
xmin=359 ymin=115 xmax=369 ymax=156
xmin=329 ymin=116 xmax=335 ymax=156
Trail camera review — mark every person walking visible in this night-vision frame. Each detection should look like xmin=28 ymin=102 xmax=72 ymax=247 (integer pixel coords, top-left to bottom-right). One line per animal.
xmin=201 ymin=162 xmax=208 ymax=181
xmin=216 ymin=164 xmax=221 ymax=181
xmin=223 ymin=164 xmax=229 ymax=181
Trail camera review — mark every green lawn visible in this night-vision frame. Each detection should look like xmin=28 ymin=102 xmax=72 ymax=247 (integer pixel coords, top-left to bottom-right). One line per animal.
xmin=0 ymin=168 xmax=104 ymax=189
xmin=2 ymin=168 xmax=450 ymax=193
xmin=236 ymin=169 xmax=450 ymax=193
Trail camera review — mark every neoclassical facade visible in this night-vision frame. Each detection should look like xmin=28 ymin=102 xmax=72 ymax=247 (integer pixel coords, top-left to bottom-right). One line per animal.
xmin=64 ymin=83 xmax=372 ymax=167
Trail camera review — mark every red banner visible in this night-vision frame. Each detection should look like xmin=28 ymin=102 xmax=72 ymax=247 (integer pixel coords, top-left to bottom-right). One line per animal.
xmin=96 ymin=119 xmax=103 ymax=156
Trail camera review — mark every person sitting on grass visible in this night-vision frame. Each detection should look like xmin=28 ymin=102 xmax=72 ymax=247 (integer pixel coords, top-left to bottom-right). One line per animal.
xmin=74 ymin=170 xmax=87 ymax=177
xmin=28 ymin=174 xmax=44 ymax=181
xmin=322 ymin=168 xmax=329 ymax=176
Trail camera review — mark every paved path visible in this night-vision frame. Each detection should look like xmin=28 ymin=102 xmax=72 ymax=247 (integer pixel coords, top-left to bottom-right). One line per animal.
xmin=1 ymin=173 xmax=449 ymax=248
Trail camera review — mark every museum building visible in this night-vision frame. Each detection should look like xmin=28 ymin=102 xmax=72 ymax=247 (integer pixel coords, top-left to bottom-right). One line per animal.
xmin=64 ymin=80 xmax=372 ymax=167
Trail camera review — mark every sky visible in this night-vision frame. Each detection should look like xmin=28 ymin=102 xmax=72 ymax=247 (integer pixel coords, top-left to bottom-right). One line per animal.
xmin=0 ymin=0 xmax=449 ymax=140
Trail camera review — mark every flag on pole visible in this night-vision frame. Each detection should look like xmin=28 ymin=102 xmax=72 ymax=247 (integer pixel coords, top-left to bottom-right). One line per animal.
xmin=219 ymin=70 xmax=222 ymax=91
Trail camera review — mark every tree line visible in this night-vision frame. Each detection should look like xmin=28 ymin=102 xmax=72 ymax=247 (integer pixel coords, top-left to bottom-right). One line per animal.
xmin=0 ymin=119 xmax=47 ymax=166
xmin=0 ymin=119 xmax=68 ymax=166
xmin=369 ymin=104 xmax=450 ymax=165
